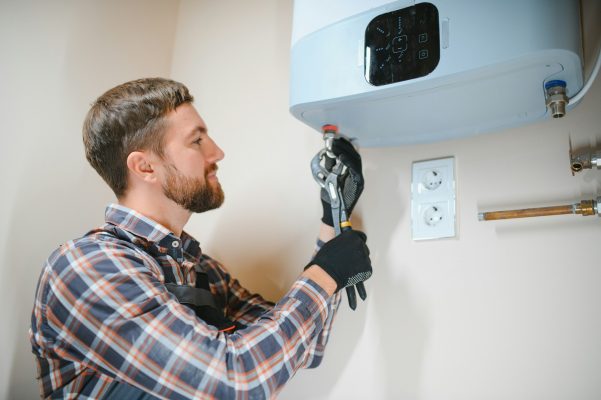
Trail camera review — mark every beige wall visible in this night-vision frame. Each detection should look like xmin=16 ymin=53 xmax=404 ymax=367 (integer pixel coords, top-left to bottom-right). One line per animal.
xmin=1 ymin=0 xmax=600 ymax=399
xmin=0 ymin=1 xmax=180 ymax=398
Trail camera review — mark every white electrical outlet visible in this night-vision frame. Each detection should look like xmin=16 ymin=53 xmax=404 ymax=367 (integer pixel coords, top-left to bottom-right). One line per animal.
xmin=411 ymin=157 xmax=456 ymax=240
xmin=423 ymin=205 xmax=444 ymax=226
xmin=422 ymin=170 xmax=443 ymax=191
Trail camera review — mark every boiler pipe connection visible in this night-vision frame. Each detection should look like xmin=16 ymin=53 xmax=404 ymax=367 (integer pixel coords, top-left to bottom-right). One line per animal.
xmin=570 ymin=147 xmax=601 ymax=174
xmin=479 ymin=197 xmax=600 ymax=221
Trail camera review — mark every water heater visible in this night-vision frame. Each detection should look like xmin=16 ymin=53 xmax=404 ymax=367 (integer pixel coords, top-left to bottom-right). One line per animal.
xmin=289 ymin=0 xmax=583 ymax=147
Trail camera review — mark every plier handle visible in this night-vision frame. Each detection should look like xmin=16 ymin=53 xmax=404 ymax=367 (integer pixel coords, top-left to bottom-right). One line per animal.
xmin=310 ymin=137 xmax=367 ymax=310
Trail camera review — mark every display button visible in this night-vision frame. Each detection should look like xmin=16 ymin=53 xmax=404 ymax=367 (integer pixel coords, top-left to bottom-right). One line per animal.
xmin=376 ymin=25 xmax=389 ymax=37
xmin=418 ymin=49 xmax=429 ymax=59
xmin=392 ymin=35 xmax=408 ymax=53
xmin=418 ymin=33 xmax=428 ymax=43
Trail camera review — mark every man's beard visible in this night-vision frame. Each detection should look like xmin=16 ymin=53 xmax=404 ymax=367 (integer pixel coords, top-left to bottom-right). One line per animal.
xmin=162 ymin=163 xmax=224 ymax=213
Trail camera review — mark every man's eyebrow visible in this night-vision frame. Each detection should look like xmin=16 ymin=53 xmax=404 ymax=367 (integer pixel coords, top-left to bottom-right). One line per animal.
xmin=185 ymin=126 xmax=207 ymax=138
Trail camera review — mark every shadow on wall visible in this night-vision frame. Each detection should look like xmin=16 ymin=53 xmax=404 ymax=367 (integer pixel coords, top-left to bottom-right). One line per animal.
xmin=0 ymin=209 xmax=20 ymax=400
xmin=277 ymin=296 xmax=370 ymax=398
xmin=364 ymin=150 xmax=429 ymax=398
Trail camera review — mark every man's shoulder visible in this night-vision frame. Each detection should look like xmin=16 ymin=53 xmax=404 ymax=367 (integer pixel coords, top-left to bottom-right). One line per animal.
xmin=46 ymin=227 xmax=155 ymax=275
xmin=198 ymin=253 xmax=232 ymax=279
xmin=198 ymin=253 xmax=221 ymax=269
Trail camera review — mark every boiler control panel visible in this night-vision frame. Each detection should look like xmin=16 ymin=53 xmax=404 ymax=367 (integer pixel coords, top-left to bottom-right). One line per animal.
xmin=365 ymin=2 xmax=440 ymax=86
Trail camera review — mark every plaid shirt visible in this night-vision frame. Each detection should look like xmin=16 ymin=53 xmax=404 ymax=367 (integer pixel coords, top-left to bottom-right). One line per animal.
xmin=30 ymin=204 xmax=341 ymax=399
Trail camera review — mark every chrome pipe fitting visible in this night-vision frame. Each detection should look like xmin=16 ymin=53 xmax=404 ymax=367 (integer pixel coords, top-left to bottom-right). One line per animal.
xmin=545 ymin=80 xmax=569 ymax=118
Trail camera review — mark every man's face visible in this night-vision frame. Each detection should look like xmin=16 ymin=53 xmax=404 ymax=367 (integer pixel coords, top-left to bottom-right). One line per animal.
xmin=158 ymin=103 xmax=225 ymax=213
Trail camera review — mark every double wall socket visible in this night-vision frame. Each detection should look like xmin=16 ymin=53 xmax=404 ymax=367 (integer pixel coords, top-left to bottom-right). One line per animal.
xmin=411 ymin=157 xmax=456 ymax=240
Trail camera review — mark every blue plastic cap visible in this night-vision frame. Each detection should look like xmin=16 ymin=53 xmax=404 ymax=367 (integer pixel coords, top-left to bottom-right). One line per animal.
xmin=545 ymin=80 xmax=567 ymax=89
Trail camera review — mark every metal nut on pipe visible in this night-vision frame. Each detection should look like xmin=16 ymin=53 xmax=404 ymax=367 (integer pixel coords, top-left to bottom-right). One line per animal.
xmin=545 ymin=80 xmax=569 ymax=118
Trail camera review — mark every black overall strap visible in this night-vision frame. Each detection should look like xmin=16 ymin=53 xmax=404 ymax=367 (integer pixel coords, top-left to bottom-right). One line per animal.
xmin=164 ymin=270 xmax=241 ymax=332
xmin=164 ymin=283 xmax=220 ymax=309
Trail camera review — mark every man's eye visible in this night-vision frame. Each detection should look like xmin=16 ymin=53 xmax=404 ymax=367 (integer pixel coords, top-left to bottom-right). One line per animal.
xmin=193 ymin=138 xmax=202 ymax=145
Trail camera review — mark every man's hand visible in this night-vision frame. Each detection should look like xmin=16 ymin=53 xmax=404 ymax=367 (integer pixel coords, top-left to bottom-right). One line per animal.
xmin=321 ymin=137 xmax=364 ymax=227
xmin=307 ymin=230 xmax=372 ymax=293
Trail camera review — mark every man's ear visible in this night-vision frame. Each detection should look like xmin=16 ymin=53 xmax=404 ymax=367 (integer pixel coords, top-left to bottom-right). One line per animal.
xmin=126 ymin=151 xmax=158 ymax=183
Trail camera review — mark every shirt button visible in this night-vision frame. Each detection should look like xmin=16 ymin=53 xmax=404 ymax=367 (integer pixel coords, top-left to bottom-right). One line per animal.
xmin=172 ymin=241 xmax=180 ymax=248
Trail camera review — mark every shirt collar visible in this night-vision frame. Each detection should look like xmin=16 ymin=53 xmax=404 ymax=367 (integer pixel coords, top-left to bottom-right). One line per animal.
xmin=104 ymin=203 xmax=202 ymax=263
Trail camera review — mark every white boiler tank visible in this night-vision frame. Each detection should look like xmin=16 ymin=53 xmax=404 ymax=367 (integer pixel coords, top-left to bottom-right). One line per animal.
xmin=289 ymin=0 xmax=583 ymax=146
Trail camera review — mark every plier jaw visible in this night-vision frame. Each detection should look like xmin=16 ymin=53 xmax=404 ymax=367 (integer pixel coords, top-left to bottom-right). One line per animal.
xmin=310 ymin=148 xmax=329 ymax=190
xmin=310 ymin=148 xmax=347 ymax=235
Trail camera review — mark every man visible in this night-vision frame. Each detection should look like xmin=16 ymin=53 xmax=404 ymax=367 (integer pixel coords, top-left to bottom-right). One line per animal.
xmin=30 ymin=78 xmax=372 ymax=399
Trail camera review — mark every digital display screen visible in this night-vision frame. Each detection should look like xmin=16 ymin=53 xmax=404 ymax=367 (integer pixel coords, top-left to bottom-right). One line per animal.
xmin=365 ymin=2 xmax=440 ymax=86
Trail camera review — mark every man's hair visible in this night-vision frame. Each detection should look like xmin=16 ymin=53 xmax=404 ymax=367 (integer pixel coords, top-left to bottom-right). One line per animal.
xmin=83 ymin=77 xmax=194 ymax=197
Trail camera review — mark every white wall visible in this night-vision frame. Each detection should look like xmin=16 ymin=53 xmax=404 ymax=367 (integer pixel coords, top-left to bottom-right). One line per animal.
xmin=2 ymin=0 xmax=600 ymax=399
xmin=0 ymin=1 xmax=180 ymax=398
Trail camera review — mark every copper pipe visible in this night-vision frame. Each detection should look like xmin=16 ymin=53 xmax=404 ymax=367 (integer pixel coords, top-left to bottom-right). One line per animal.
xmin=479 ymin=199 xmax=598 ymax=221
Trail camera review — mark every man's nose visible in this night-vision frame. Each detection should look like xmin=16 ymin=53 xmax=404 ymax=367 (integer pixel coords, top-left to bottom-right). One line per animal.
xmin=208 ymin=137 xmax=225 ymax=163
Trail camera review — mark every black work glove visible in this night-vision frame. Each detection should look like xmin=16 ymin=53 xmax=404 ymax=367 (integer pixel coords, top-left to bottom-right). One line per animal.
xmin=308 ymin=230 xmax=372 ymax=292
xmin=321 ymin=137 xmax=364 ymax=227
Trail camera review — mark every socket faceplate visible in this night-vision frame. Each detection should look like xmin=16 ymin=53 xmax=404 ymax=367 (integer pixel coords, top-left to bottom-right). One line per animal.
xmin=411 ymin=157 xmax=456 ymax=240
